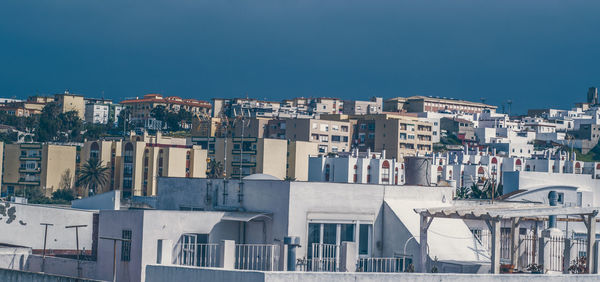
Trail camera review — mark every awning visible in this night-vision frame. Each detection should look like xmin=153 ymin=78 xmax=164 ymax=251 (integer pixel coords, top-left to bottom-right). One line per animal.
xmin=222 ymin=212 xmax=272 ymax=222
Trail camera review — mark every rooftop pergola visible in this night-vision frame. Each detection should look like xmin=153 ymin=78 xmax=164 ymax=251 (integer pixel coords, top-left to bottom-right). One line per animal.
xmin=414 ymin=203 xmax=599 ymax=274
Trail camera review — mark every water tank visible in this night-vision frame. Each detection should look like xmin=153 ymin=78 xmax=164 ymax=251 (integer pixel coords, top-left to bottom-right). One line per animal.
xmin=404 ymin=156 xmax=431 ymax=186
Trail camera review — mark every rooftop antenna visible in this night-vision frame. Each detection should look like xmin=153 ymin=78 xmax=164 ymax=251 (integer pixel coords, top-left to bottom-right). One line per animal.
xmin=507 ymin=99 xmax=512 ymax=117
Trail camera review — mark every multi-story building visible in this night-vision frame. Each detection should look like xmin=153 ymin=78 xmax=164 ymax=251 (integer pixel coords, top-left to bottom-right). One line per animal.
xmin=273 ymin=118 xmax=352 ymax=154
xmin=353 ymin=113 xmax=433 ymax=160
xmin=440 ymin=117 xmax=476 ymax=143
xmin=84 ymin=98 xmax=123 ymax=125
xmin=193 ymin=137 xmax=288 ymax=179
xmin=286 ymin=141 xmax=319 ymax=181
xmin=0 ymin=100 xmax=46 ymax=117
xmin=342 ymin=97 xmax=383 ymax=115
xmin=1 ymin=143 xmax=77 ymax=197
xmin=308 ymin=150 xmax=404 ymax=185
xmin=374 ymin=116 xmax=433 ymax=160
xmin=384 ymin=96 xmax=496 ymax=114
xmin=81 ymin=140 xmax=123 ymax=194
xmin=120 ymin=93 xmax=211 ymax=124
xmin=55 ymin=91 xmax=86 ymax=119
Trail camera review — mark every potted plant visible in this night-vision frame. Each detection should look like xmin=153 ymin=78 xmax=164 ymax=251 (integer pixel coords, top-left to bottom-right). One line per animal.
xmin=568 ymin=257 xmax=587 ymax=274
xmin=526 ymin=263 xmax=544 ymax=274
xmin=500 ymin=263 xmax=515 ymax=273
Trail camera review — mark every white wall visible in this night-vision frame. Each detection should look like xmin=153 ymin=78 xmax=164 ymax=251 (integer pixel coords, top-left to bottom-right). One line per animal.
xmin=0 ymin=202 xmax=95 ymax=251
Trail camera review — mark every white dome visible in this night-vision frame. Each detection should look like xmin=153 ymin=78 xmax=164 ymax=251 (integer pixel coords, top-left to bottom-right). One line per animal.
xmin=242 ymin=174 xmax=281 ymax=180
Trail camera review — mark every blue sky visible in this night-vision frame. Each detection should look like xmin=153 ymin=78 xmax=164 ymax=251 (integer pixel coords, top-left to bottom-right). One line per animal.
xmin=1 ymin=0 xmax=599 ymax=114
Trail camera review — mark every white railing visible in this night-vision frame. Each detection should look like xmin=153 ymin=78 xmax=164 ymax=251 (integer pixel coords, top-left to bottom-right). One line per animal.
xmin=308 ymin=243 xmax=339 ymax=272
xmin=178 ymin=243 xmax=220 ymax=267
xmin=356 ymin=257 xmax=404 ymax=272
xmin=518 ymin=234 xmax=538 ymax=269
xmin=547 ymin=236 xmax=565 ymax=272
xmin=235 ymin=244 xmax=279 ymax=271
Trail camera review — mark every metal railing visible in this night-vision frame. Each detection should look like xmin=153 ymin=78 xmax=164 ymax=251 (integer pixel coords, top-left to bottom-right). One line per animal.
xmin=235 ymin=244 xmax=279 ymax=271
xmin=308 ymin=243 xmax=339 ymax=272
xmin=356 ymin=257 xmax=404 ymax=273
xmin=547 ymin=236 xmax=565 ymax=272
xmin=178 ymin=243 xmax=220 ymax=267
xmin=518 ymin=234 xmax=538 ymax=269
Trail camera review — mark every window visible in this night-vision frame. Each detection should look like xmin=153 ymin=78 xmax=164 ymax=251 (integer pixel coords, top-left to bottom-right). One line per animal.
xmin=359 ymin=224 xmax=370 ymax=255
xmin=557 ymin=192 xmax=564 ymax=204
xmin=121 ymin=230 xmax=132 ymax=261
xmin=331 ymin=135 xmax=341 ymax=142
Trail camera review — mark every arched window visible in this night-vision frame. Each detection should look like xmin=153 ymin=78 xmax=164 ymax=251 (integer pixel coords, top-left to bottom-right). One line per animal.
xmin=575 ymin=162 xmax=582 ymax=174
xmin=477 ymin=166 xmax=485 ymax=183
xmin=448 ymin=170 xmax=453 ymax=180
xmin=525 ymin=165 xmax=531 ymax=171
xmin=353 ymin=165 xmax=358 ymax=183
xmin=382 ymin=161 xmax=390 ymax=183
xmin=436 ymin=166 xmax=443 ymax=182
xmin=515 ymin=159 xmax=522 ymax=171
xmin=325 ymin=164 xmax=331 ymax=181
xmin=394 ymin=167 xmax=399 ymax=184
xmin=367 ymin=165 xmax=371 ymax=183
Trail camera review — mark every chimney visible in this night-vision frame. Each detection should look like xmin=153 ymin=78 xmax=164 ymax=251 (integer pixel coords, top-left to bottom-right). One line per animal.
xmin=381 ymin=150 xmax=386 ymax=159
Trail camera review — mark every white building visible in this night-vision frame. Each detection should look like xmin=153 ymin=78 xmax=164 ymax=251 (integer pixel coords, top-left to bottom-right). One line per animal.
xmin=308 ymin=151 xmax=404 ymax=185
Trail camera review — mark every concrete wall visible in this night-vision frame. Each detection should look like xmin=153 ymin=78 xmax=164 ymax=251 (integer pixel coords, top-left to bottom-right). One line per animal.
xmin=146 ymin=265 xmax=600 ymax=282
xmin=0 ymin=202 xmax=95 ymax=251
xmin=0 ymin=268 xmax=99 ymax=282
xmin=72 ymin=190 xmax=119 ymax=210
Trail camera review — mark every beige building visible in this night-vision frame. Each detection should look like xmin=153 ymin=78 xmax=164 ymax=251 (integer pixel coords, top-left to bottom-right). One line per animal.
xmin=55 ymin=91 xmax=86 ymax=119
xmin=276 ymin=118 xmax=352 ymax=154
xmin=191 ymin=137 xmax=288 ymax=179
xmin=287 ymin=141 xmax=319 ymax=181
xmin=373 ymin=115 xmax=433 ymax=160
xmin=81 ymin=139 xmax=123 ymax=194
xmin=83 ymin=133 xmax=207 ymax=197
xmin=384 ymin=96 xmax=496 ymax=114
xmin=2 ymin=143 xmax=77 ymax=197
xmin=121 ymin=93 xmax=211 ymax=122
xmin=191 ymin=117 xmax=222 ymax=137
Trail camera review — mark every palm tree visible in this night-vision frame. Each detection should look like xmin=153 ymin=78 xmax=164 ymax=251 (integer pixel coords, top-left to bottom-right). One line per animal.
xmin=77 ymin=158 xmax=110 ymax=197
xmin=207 ymin=161 xmax=224 ymax=179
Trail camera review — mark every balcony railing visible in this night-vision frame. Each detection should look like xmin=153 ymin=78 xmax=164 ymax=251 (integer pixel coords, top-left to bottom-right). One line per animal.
xmin=356 ymin=257 xmax=405 ymax=273
xmin=235 ymin=244 xmax=279 ymax=271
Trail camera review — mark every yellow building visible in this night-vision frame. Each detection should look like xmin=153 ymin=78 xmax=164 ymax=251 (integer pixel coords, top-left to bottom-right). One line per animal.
xmin=55 ymin=91 xmax=86 ymax=119
xmin=287 ymin=141 xmax=319 ymax=181
xmin=83 ymin=133 xmax=208 ymax=197
xmin=193 ymin=137 xmax=288 ymax=180
xmin=373 ymin=115 xmax=433 ymax=160
xmin=2 ymin=143 xmax=77 ymax=197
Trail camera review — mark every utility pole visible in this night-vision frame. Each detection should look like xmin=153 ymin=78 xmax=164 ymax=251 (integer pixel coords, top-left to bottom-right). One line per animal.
xmin=100 ymin=236 xmax=131 ymax=282
xmin=66 ymin=225 xmax=87 ymax=277
xmin=40 ymin=223 xmax=54 ymax=273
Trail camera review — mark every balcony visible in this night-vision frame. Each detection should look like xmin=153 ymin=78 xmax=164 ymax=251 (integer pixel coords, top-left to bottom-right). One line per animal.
xmin=19 ymin=156 xmax=41 ymax=161
xmin=19 ymin=168 xmax=41 ymax=173
xmin=231 ymin=161 xmax=256 ymax=167
xmin=231 ymin=149 xmax=256 ymax=155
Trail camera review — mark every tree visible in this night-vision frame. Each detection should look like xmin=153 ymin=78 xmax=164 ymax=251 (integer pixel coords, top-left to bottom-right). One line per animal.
xmin=207 ymin=161 xmax=224 ymax=179
xmin=58 ymin=169 xmax=73 ymax=190
xmin=52 ymin=189 xmax=75 ymax=203
xmin=76 ymin=158 xmax=110 ymax=197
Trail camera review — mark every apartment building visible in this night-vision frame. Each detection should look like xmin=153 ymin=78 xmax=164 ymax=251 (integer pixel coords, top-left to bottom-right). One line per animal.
xmin=308 ymin=151 xmax=405 ymax=185
xmin=81 ymin=140 xmax=123 ymax=194
xmin=374 ymin=116 xmax=434 ymax=160
xmin=208 ymin=137 xmax=287 ymax=179
xmin=0 ymin=100 xmax=46 ymax=117
xmin=121 ymin=93 xmax=211 ymax=122
xmin=287 ymin=140 xmax=319 ymax=181
xmin=191 ymin=116 xmax=222 ymax=137
xmin=84 ymin=99 xmax=123 ymax=125
xmin=384 ymin=96 xmax=496 ymax=114
xmin=55 ymin=91 xmax=86 ymax=119
xmin=342 ymin=97 xmax=383 ymax=115
xmin=276 ymin=118 xmax=352 ymax=153
xmin=1 ymin=143 xmax=77 ymax=197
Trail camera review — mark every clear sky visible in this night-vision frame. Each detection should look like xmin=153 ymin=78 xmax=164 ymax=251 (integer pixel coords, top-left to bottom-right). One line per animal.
xmin=1 ymin=0 xmax=599 ymax=114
